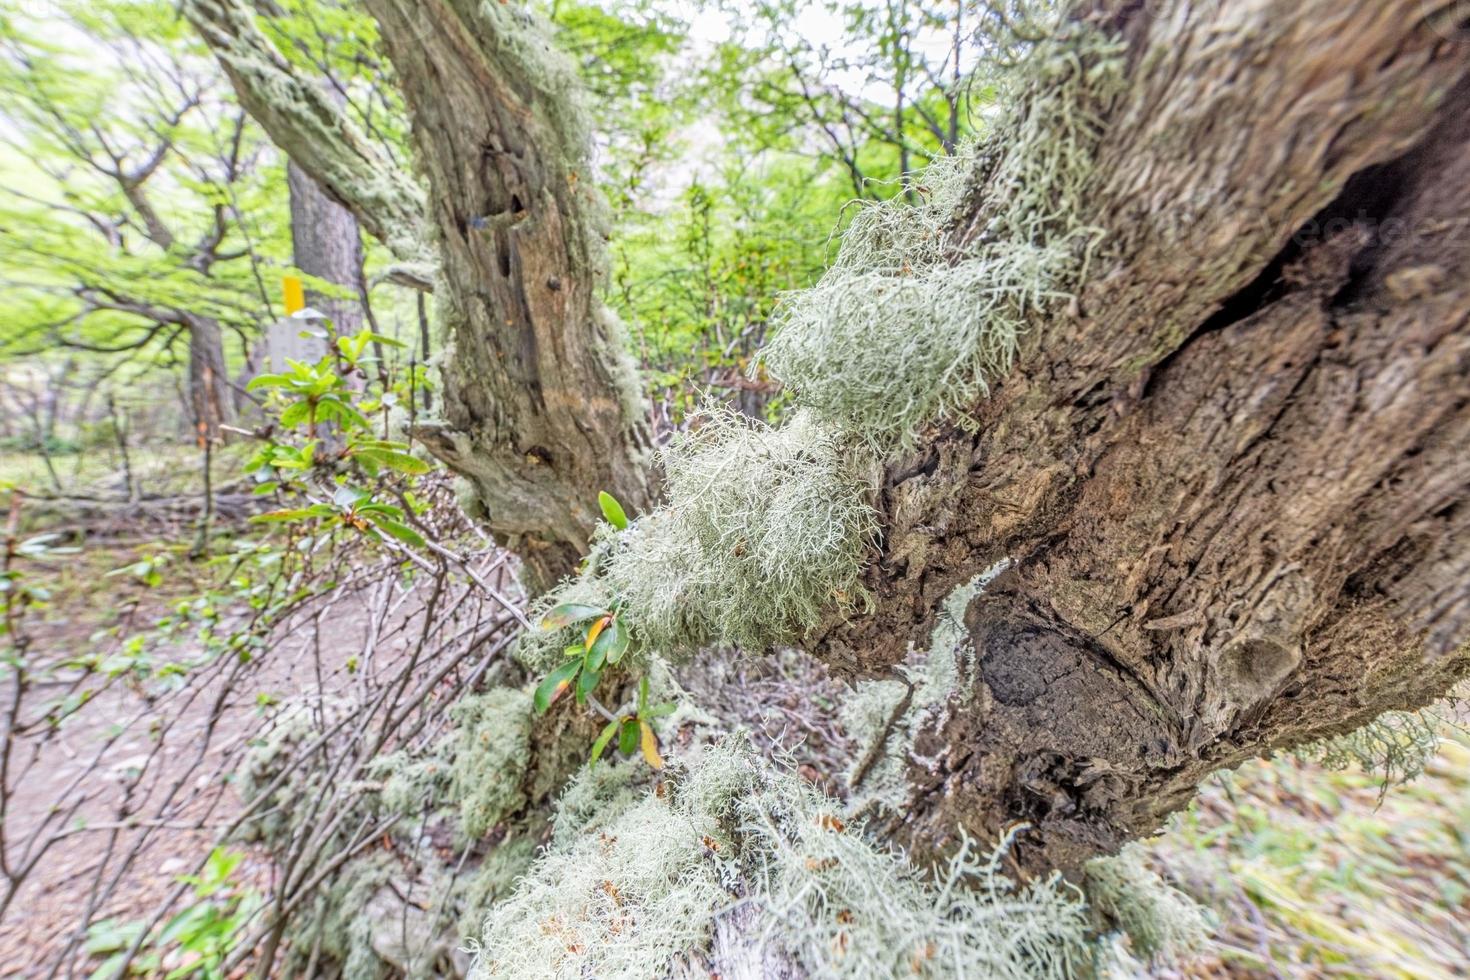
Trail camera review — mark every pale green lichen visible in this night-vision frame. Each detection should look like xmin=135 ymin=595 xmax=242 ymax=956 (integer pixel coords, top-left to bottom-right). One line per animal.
xmin=469 ymin=735 xmax=1101 ymax=979
xmin=547 ymin=756 xmax=650 ymax=848
xmin=283 ymin=852 xmax=397 ymax=980
xmin=454 ymin=837 xmax=541 ymax=942
xmin=235 ymin=695 xmax=359 ymax=843
xmin=758 ymin=21 xmax=1126 ymax=447
xmin=448 ymin=688 xmax=535 ymax=838
xmin=372 ymin=749 xmax=453 ymax=818
xmin=518 ymin=408 xmax=877 ymax=670
xmin=1083 ymin=845 xmax=1212 ymax=962
xmin=1293 ymin=708 xmax=1442 ymax=794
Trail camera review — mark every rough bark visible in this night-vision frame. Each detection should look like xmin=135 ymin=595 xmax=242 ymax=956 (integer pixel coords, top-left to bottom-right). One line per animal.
xmin=189 ymin=0 xmax=656 ymax=588
xmin=357 ymin=0 xmax=655 ymax=589
xmin=816 ymin=0 xmax=1470 ymax=876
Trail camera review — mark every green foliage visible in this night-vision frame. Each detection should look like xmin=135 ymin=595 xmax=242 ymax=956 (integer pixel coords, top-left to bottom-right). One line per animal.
xmin=0 ymin=1 xmax=290 ymax=362
xmin=86 ymin=847 xmax=259 ymax=980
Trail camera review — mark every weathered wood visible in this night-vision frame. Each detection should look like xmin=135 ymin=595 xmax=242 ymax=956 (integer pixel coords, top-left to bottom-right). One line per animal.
xmin=360 ymin=0 xmax=655 ymax=588
xmin=816 ymin=0 xmax=1470 ymax=874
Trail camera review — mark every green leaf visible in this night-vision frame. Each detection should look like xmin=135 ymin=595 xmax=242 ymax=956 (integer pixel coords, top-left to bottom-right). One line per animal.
xmin=249 ymin=508 xmax=317 ymax=524
xmin=332 ymin=485 xmax=370 ymax=509
xmin=353 ymin=448 xmax=431 ymax=474
xmin=534 ymin=660 xmax=582 ymax=714
xmin=245 ymin=373 xmax=293 ymax=392
xmin=586 ymin=616 xmax=627 ymax=672
xmin=618 ymin=717 xmax=639 ymax=756
xmin=367 ymin=516 xmax=426 ymax=549
xmin=540 ymin=603 xmax=606 ymax=631
xmin=602 ymin=616 xmax=631 ymax=665
xmin=575 ymin=665 xmax=601 ymax=705
xmin=589 ymin=719 xmax=619 ymax=767
xmin=598 ymin=490 xmax=629 ymax=530
xmin=279 ymin=400 xmax=313 ymax=428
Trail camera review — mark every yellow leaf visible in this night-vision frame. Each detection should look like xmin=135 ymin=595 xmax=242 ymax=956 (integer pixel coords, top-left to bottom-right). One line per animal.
xmin=584 ymin=614 xmax=611 ymax=652
xmin=639 ymin=721 xmax=663 ymax=769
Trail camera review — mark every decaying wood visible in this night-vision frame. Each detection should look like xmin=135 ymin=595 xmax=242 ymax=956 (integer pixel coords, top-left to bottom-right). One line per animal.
xmin=361 ymin=0 xmax=656 ymax=590
xmin=813 ymin=0 xmax=1470 ymax=874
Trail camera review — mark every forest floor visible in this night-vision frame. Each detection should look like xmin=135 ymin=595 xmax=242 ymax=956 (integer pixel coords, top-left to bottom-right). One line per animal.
xmin=1 ymin=459 xmax=1466 ymax=977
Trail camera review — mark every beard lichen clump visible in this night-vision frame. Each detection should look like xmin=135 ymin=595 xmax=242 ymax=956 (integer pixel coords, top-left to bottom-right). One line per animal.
xmin=757 ymin=23 xmax=1126 ymax=448
xmin=469 ymin=735 xmax=1100 ymax=980
xmin=1293 ymin=707 xmax=1443 ymax=794
xmin=448 ymin=688 xmax=535 ymax=838
xmin=518 ymin=409 xmax=876 ymax=669
xmin=1083 ymin=845 xmax=1211 ymax=962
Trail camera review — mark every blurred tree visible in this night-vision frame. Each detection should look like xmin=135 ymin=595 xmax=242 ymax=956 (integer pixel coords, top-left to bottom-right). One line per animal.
xmin=0 ymin=0 xmax=290 ymax=439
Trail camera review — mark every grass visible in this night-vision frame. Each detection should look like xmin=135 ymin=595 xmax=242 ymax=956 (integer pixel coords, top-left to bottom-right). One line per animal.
xmin=1147 ymin=717 xmax=1470 ymax=978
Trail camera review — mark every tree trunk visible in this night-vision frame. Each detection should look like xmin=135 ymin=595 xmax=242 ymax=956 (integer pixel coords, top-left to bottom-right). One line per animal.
xmin=814 ymin=0 xmax=1470 ymax=876
xmin=186 ymin=314 xmax=235 ymax=442
xmin=198 ymin=0 xmax=1470 ymax=886
xmin=357 ymin=0 xmax=656 ymax=589
xmin=287 ymin=160 xmax=365 ymax=337
xmin=188 ymin=0 xmax=656 ymax=589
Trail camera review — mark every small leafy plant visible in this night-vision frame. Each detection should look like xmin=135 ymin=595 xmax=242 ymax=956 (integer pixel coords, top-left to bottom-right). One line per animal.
xmin=86 ymin=847 xmax=259 ymax=979
xmin=588 ymin=676 xmax=675 ymax=769
xmin=532 ymin=492 xmax=672 ymax=769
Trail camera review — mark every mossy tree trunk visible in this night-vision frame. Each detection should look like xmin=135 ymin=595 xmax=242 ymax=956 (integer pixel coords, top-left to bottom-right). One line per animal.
xmin=814 ymin=0 xmax=1470 ymax=874
xmin=186 ymin=0 xmax=655 ymax=589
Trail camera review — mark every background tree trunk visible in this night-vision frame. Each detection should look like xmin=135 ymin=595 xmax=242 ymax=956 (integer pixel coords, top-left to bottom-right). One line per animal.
xmin=186 ymin=314 xmax=234 ymax=442
xmin=287 ymin=160 xmax=364 ymax=337
xmin=818 ymin=0 xmax=1470 ymax=876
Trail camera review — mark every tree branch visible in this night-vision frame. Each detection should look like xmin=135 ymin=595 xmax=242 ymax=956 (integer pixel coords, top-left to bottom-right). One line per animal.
xmin=183 ymin=0 xmax=434 ymax=285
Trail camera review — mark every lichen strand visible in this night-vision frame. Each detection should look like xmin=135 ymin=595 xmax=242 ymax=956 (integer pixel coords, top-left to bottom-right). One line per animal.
xmin=1083 ymin=845 xmax=1212 ymax=962
xmin=517 ymin=409 xmax=877 ymax=670
xmin=758 ymin=22 xmax=1126 ymax=447
xmin=1292 ymin=707 xmax=1444 ymax=792
xmin=842 ymin=568 xmax=1001 ymax=812
xmin=469 ymin=735 xmax=1101 ymax=979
